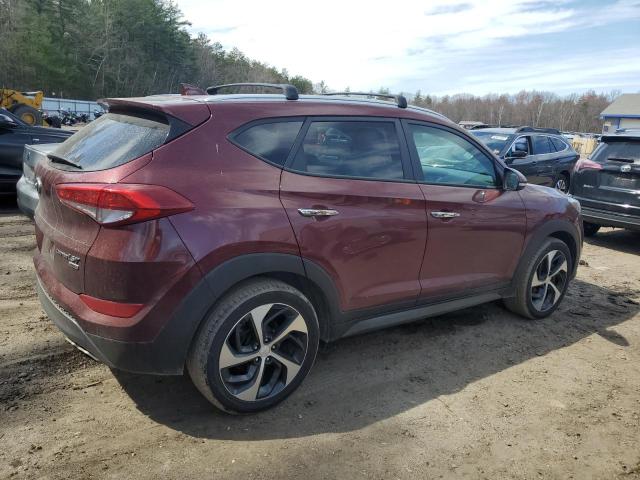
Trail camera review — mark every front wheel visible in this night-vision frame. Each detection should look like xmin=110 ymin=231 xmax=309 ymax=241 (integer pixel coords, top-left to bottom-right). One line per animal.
xmin=505 ymin=238 xmax=572 ymax=319
xmin=187 ymin=278 xmax=319 ymax=413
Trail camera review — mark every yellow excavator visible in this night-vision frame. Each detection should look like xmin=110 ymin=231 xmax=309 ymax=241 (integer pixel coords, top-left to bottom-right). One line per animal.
xmin=0 ymin=88 xmax=44 ymax=125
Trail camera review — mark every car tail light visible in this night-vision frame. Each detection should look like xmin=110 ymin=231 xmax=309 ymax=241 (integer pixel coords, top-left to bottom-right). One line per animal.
xmin=80 ymin=294 xmax=143 ymax=318
xmin=56 ymin=183 xmax=194 ymax=226
xmin=573 ymin=158 xmax=603 ymax=173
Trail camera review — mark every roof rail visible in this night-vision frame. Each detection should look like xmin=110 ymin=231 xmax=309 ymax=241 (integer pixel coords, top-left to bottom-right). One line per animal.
xmin=515 ymin=126 xmax=561 ymax=135
xmin=321 ymin=92 xmax=408 ymax=109
xmin=205 ymin=83 xmax=299 ymax=100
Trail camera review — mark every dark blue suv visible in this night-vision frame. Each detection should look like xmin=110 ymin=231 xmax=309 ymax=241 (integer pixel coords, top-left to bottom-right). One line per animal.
xmin=471 ymin=126 xmax=579 ymax=193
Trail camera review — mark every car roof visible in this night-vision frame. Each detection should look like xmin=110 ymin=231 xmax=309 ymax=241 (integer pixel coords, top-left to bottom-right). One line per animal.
xmin=201 ymin=93 xmax=449 ymax=118
xmin=105 ymin=93 xmax=456 ymax=128
xmin=470 ymin=128 xmax=517 ymax=135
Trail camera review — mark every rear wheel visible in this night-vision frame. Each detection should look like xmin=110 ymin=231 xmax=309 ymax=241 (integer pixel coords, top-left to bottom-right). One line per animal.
xmin=505 ymin=238 xmax=572 ymax=319
xmin=187 ymin=278 xmax=319 ymax=413
xmin=583 ymin=222 xmax=600 ymax=237
xmin=10 ymin=104 xmax=42 ymax=126
xmin=554 ymin=173 xmax=570 ymax=193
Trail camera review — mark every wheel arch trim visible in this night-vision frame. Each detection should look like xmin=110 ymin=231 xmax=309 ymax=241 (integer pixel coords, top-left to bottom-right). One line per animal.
xmin=513 ymin=219 xmax=581 ymax=286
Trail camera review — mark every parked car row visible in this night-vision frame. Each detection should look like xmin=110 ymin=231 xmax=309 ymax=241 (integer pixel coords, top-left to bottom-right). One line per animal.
xmin=0 ymin=108 xmax=72 ymax=197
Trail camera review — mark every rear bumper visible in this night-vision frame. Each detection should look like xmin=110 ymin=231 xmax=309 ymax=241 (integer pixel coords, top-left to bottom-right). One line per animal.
xmin=16 ymin=176 xmax=38 ymax=218
xmin=35 ymin=259 xmax=214 ymax=375
xmin=581 ymin=206 xmax=640 ymax=230
xmin=36 ymin=276 xmax=183 ymax=374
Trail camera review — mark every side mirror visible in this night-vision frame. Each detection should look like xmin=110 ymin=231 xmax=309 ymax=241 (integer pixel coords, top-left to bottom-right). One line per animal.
xmin=0 ymin=114 xmax=18 ymax=128
xmin=508 ymin=150 xmax=528 ymax=159
xmin=504 ymin=168 xmax=527 ymax=191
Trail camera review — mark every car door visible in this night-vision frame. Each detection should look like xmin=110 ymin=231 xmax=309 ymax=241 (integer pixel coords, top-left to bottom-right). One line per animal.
xmin=0 ymin=118 xmax=32 ymax=187
xmin=280 ymin=117 xmax=428 ymax=312
xmin=505 ymin=135 xmax=545 ymax=185
xmin=402 ymin=121 xmax=527 ymax=300
xmin=530 ymin=135 xmax=556 ymax=186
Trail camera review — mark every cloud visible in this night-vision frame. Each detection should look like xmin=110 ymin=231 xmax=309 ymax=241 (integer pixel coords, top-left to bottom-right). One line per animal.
xmin=175 ymin=0 xmax=640 ymax=95
xmin=425 ymin=3 xmax=473 ymax=15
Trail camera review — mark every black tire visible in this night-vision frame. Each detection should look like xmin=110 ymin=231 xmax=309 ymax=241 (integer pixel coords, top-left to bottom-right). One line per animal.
xmin=504 ymin=238 xmax=572 ymax=319
xmin=554 ymin=173 xmax=570 ymax=193
xmin=187 ymin=278 xmax=319 ymax=414
xmin=10 ymin=104 xmax=42 ymax=126
xmin=583 ymin=222 xmax=600 ymax=237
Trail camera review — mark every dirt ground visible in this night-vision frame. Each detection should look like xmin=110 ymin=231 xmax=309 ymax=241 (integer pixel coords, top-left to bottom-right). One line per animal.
xmin=1 ymin=197 xmax=639 ymax=480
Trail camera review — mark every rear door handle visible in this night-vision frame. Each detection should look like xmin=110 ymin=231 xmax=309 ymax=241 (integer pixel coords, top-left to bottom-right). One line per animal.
xmin=430 ymin=211 xmax=460 ymax=219
xmin=298 ymin=208 xmax=340 ymax=217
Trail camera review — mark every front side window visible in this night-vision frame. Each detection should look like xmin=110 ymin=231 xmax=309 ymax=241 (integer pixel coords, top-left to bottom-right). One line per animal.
xmin=409 ymin=124 xmax=497 ymax=187
xmin=532 ymin=135 xmax=554 ymax=155
xmin=232 ymin=121 xmax=303 ymax=166
xmin=289 ymin=121 xmax=404 ymax=180
xmin=509 ymin=136 xmax=530 ymax=156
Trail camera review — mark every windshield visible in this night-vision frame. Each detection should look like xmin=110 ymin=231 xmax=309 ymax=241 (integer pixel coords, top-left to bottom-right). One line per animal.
xmin=591 ymin=140 xmax=640 ymax=164
xmin=51 ymin=112 xmax=170 ymax=171
xmin=471 ymin=131 xmax=511 ymax=154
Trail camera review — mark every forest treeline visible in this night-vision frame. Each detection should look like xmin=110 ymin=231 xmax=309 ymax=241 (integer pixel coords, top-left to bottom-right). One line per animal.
xmin=0 ymin=0 xmax=619 ymax=132
xmin=409 ymin=90 xmax=618 ymax=133
xmin=0 ymin=0 xmax=313 ymax=99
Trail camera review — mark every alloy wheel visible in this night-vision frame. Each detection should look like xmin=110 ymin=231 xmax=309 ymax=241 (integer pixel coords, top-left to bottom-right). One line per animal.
xmin=530 ymin=250 xmax=568 ymax=312
xmin=218 ymin=303 xmax=308 ymax=402
xmin=555 ymin=178 xmax=568 ymax=193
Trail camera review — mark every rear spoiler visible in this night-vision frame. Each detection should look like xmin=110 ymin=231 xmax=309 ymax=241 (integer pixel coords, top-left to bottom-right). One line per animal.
xmin=99 ymin=96 xmax=210 ymax=127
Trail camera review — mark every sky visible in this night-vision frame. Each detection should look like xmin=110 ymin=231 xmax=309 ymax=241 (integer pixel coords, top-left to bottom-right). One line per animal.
xmin=175 ymin=0 xmax=640 ymax=96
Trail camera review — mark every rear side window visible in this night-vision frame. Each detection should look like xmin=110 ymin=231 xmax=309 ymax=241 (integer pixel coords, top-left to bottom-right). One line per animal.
xmin=550 ymin=136 xmax=568 ymax=152
xmin=51 ymin=113 xmax=169 ymax=171
xmin=532 ymin=135 xmax=554 ymax=155
xmin=289 ymin=121 xmax=404 ymax=180
xmin=232 ymin=121 xmax=303 ymax=166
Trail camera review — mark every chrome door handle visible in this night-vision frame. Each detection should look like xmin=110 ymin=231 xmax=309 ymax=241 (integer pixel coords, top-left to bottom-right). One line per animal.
xmin=430 ymin=211 xmax=460 ymax=219
xmin=298 ymin=208 xmax=339 ymax=217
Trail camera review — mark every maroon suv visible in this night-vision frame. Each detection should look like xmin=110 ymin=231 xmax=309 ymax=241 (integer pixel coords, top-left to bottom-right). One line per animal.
xmin=34 ymin=84 xmax=582 ymax=413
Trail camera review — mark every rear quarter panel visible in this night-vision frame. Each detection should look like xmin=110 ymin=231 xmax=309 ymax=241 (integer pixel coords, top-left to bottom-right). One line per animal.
xmin=120 ymin=110 xmax=301 ymax=275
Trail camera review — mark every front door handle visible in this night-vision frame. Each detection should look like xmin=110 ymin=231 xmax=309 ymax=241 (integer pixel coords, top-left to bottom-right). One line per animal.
xmin=298 ymin=208 xmax=340 ymax=218
xmin=430 ymin=211 xmax=460 ymax=219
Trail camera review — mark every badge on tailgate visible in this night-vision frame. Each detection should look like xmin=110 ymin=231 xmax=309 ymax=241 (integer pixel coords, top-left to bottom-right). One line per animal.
xmin=55 ymin=248 xmax=81 ymax=270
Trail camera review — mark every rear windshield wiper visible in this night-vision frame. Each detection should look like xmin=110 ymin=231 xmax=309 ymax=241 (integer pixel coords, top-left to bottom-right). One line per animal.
xmin=607 ymin=156 xmax=637 ymax=163
xmin=48 ymin=154 xmax=83 ymax=169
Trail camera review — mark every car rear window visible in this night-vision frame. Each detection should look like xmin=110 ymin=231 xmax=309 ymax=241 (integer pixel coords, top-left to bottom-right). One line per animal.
xmin=50 ymin=113 xmax=170 ymax=171
xmin=591 ymin=140 xmax=640 ymax=164
xmin=232 ymin=121 xmax=303 ymax=166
